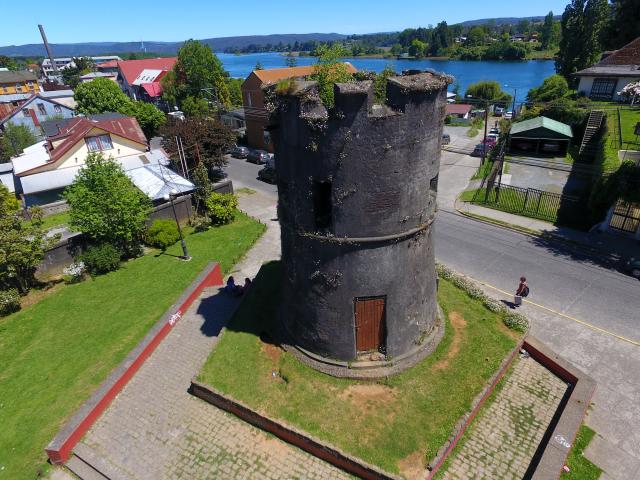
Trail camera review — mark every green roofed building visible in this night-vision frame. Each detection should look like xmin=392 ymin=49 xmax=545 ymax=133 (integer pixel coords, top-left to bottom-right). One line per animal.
xmin=509 ymin=116 xmax=573 ymax=156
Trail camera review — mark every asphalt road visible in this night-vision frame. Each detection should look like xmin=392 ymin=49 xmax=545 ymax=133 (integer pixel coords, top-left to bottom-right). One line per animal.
xmin=224 ymin=154 xmax=639 ymax=343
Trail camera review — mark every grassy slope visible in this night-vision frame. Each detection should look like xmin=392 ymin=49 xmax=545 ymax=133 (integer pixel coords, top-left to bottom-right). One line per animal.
xmin=198 ymin=262 xmax=518 ymax=474
xmin=0 ymin=212 xmax=265 ymax=479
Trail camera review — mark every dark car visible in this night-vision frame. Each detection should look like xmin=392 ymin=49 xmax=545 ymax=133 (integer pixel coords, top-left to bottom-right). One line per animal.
xmin=442 ymin=133 xmax=451 ymax=145
xmin=209 ymin=166 xmax=228 ymax=182
xmin=247 ymin=149 xmax=270 ymax=165
xmin=626 ymin=258 xmax=640 ymax=279
xmin=258 ymin=166 xmax=277 ymax=184
xmin=231 ymin=145 xmax=249 ymax=159
xmin=471 ymin=144 xmax=489 ymax=157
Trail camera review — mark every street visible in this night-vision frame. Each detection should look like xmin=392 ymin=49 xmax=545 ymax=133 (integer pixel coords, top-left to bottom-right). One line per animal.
xmin=224 ymin=145 xmax=640 ymax=478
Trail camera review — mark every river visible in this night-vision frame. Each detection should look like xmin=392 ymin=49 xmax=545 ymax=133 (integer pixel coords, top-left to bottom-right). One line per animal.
xmin=218 ymin=52 xmax=556 ymax=104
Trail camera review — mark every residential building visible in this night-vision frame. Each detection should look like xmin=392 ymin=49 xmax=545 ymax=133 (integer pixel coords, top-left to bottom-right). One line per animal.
xmin=446 ymin=103 xmax=472 ymax=119
xmin=241 ymin=64 xmax=357 ymax=151
xmin=0 ymin=89 xmax=75 ymax=120
xmin=0 ymin=71 xmax=39 ymax=96
xmin=79 ymin=71 xmax=118 ymax=83
xmin=41 ymin=56 xmax=122 ymax=76
xmin=116 ymin=57 xmax=177 ymax=110
xmin=574 ymin=37 xmax=640 ymax=101
xmin=10 ymin=115 xmax=192 ymax=206
xmin=508 ymin=116 xmax=573 ymax=156
xmin=0 ymin=93 xmax=75 ymax=139
xmin=220 ymin=108 xmax=245 ymax=131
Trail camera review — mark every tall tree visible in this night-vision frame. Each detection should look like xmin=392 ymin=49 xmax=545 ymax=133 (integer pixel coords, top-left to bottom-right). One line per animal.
xmin=465 ymin=81 xmax=512 ymax=103
xmin=63 ymin=153 xmax=151 ymax=254
xmin=556 ymin=0 xmax=610 ymax=80
xmin=604 ymin=0 xmax=640 ymax=49
xmin=1 ymin=124 xmax=37 ymax=161
xmin=429 ymin=21 xmax=450 ymax=56
xmin=172 ymin=39 xmax=230 ymax=108
xmin=527 ymin=75 xmax=569 ymax=102
xmin=285 ymin=55 xmax=298 ymax=68
xmin=540 ymin=11 xmax=559 ymax=49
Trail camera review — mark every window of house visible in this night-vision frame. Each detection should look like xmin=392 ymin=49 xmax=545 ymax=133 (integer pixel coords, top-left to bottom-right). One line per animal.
xmin=22 ymin=108 xmax=30 ymax=118
xmin=54 ymin=105 xmax=62 ymax=113
xmin=246 ymin=92 xmax=252 ymax=107
xmin=85 ymin=134 xmax=114 ymax=152
xmin=312 ymin=180 xmax=333 ymax=231
xmin=590 ymin=78 xmax=617 ymax=99
xmin=37 ymin=103 xmax=46 ymax=115
xmin=16 ymin=84 xmax=22 ymax=92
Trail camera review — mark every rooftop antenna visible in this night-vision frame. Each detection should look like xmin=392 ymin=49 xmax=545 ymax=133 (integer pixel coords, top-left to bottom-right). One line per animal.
xmin=38 ymin=24 xmax=59 ymax=77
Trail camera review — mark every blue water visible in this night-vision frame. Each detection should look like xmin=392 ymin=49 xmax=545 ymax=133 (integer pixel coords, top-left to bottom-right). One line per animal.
xmin=218 ymin=52 xmax=556 ymax=104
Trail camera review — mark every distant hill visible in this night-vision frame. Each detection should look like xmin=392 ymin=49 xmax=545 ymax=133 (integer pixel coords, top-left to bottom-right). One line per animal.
xmin=0 ymin=33 xmax=346 ymax=57
xmin=458 ymin=15 xmax=561 ymax=27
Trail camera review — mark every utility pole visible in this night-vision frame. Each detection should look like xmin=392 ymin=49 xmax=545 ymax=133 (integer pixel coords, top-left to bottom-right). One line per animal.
xmin=38 ymin=25 xmax=59 ymax=78
xmin=482 ymin=100 xmax=489 ymax=166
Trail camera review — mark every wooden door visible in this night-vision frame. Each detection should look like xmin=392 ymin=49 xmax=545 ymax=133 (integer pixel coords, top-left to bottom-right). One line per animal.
xmin=354 ymin=297 xmax=386 ymax=353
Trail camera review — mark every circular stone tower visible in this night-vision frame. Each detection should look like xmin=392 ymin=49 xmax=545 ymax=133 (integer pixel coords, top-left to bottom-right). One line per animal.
xmin=270 ymin=71 xmax=451 ymax=377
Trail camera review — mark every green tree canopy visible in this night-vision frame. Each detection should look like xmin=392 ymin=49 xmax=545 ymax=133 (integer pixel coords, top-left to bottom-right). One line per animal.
xmin=311 ymin=43 xmax=354 ymax=108
xmin=1 ymin=123 xmax=37 ymax=161
xmin=527 ymin=75 xmax=570 ymax=102
xmin=540 ymin=11 xmax=561 ymax=49
xmin=285 ymin=55 xmax=298 ymax=68
xmin=74 ymin=78 xmax=165 ymax=137
xmin=172 ymin=39 xmax=231 ymax=108
xmin=556 ymin=0 xmax=610 ymax=80
xmin=226 ymin=77 xmax=243 ymax=108
xmin=409 ymin=38 xmax=428 ymax=58
xmin=465 ymin=80 xmax=512 ymax=104
xmin=466 ymin=27 xmax=486 ymax=46
xmin=604 ymin=0 xmax=640 ymax=49
xmin=0 ymin=185 xmax=57 ymax=293
xmin=0 ymin=55 xmax=18 ymax=70
xmin=63 ymin=153 xmax=151 ymax=254
xmin=181 ymin=95 xmax=210 ymax=117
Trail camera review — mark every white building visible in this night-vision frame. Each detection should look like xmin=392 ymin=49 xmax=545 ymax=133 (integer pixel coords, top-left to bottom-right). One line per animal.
xmin=41 ymin=56 xmax=122 ymax=76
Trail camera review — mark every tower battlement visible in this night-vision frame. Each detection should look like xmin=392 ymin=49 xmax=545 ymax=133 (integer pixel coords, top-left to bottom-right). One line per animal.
xmin=270 ymin=71 xmax=451 ymax=376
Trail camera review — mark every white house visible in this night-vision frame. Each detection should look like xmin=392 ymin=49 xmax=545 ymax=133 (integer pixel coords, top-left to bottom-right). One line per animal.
xmin=574 ymin=37 xmax=640 ymax=101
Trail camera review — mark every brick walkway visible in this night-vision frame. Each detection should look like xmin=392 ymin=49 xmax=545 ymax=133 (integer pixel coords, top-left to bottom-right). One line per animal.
xmin=441 ymin=355 xmax=568 ymax=480
xmin=76 ymin=192 xmax=350 ymax=479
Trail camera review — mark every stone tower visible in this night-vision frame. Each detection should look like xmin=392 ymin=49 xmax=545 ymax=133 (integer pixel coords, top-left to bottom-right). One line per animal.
xmin=270 ymin=71 xmax=451 ymax=377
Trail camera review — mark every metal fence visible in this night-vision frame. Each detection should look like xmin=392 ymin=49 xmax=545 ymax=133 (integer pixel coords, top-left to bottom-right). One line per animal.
xmin=470 ymin=184 xmax=582 ymax=223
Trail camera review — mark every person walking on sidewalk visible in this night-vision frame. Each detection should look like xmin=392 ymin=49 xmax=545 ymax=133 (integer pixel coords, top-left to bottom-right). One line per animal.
xmin=514 ymin=276 xmax=529 ymax=307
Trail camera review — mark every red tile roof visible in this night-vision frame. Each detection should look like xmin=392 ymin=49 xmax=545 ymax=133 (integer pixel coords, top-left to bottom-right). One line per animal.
xmin=117 ymin=57 xmax=177 ymax=85
xmin=446 ymin=104 xmax=473 ymax=115
xmin=599 ymin=37 xmax=640 ymax=66
xmin=97 ymin=60 xmax=119 ymax=70
xmin=248 ymin=63 xmax=357 ymax=85
xmin=47 ymin=116 xmax=147 ymax=163
xmin=141 ymin=82 xmax=163 ymax=97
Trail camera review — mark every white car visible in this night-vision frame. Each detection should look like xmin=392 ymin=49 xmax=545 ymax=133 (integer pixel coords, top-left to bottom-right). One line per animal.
xmin=505 ymin=111 xmax=513 ymax=120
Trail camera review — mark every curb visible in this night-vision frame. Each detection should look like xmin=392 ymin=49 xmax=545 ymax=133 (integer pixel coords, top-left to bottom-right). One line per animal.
xmin=45 ymin=262 xmax=224 ymax=465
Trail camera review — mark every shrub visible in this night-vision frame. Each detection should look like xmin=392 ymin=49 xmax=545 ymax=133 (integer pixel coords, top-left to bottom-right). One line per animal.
xmin=205 ymin=192 xmax=238 ymax=225
xmin=81 ymin=243 xmax=122 ymax=275
xmin=0 ymin=288 xmax=20 ymax=316
xmin=146 ymin=220 xmax=180 ymax=250
xmin=191 ymin=215 xmax=211 ymax=232
xmin=62 ymin=262 xmax=86 ymax=284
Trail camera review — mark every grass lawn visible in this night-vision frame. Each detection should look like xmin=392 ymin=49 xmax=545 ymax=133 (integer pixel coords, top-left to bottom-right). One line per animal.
xmin=602 ymin=107 xmax=640 ymax=172
xmin=560 ymin=425 xmax=602 ymax=480
xmin=21 ymin=211 xmax=71 ymax=231
xmin=0 ymin=212 xmax=265 ymax=480
xmin=197 ymin=262 xmax=520 ymax=477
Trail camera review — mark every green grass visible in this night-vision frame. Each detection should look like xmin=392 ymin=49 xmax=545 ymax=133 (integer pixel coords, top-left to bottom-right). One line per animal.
xmin=471 ymin=159 xmax=495 ymax=180
xmin=0 ymin=212 xmax=265 ymax=480
xmin=526 ymin=48 xmax=558 ymax=60
xmin=560 ymin=425 xmax=602 ymax=479
xmin=236 ymin=187 xmax=257 ymax=195
xmin=21 ymin=211 xmax=71 ymax=231
xmin=198 ymin=262 xmax=519 ymax=476
xmin=602 ymin=107 xmax=640 ymax=173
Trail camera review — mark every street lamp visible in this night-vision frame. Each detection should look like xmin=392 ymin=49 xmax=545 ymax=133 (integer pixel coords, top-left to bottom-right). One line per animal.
xmin=163 ymin=188 xmax=191 ymax=261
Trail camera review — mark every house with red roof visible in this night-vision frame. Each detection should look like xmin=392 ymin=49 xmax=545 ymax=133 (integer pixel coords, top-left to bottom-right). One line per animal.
xmin=115 ymin=58 xmax=177 ymax=111
xmin=445 ymin=103 xmax=472 ymax=119
xmin=8 ymin=114 xmax=192 ymax=206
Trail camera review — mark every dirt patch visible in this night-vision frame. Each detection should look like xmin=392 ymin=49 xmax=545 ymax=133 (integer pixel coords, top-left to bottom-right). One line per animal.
xmin=20 ymin=282 xmax=64 ymax=310
xmin=338 ymin=383 xmax=397 ymax=409
xmin=253 ymin=433 xmax=292 ymax=461
xmin=434 ymin=311 xmax=467 ymax=370
xmin=260 ymin=342 xmax=282 ymax=364
xmin=398 ymin=451 xmax=426 ymax=480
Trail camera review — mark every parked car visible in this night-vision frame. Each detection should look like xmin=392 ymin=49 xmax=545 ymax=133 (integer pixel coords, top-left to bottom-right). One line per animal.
xmin=442 ymin=133 xmax=451 ymax=145
xmin=209 ymin=166 xmax=228 ymax=182
xmin=626 ymin=258 xmax=640 ymax=278
xmin=247 ymin=149 xmax=270 ymax=165
xmin=489 ymin=127 xmax=499 ymax=135
xmin=231 ymin=145 xmax=249 ymax=159
xmin=505 ymin=111 xmax=513 ymax=120
xmin=258 ymin=166 xmax=277 ymax=184
xmin=486 ymin=133 xmax=499 ymax=142
xmin=471 ymin=144 xmax=489 ymax=157
xmin=494 ymin=107 xmax=505 ymax=117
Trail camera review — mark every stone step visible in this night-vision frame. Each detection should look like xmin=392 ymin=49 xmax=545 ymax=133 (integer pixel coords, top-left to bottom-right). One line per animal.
xmin=65 ymin=456 xmax=110 ymax=480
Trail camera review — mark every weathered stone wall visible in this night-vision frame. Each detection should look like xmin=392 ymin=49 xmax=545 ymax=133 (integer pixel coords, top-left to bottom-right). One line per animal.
xmin=271 ymin=71 xmax=451 ymax=363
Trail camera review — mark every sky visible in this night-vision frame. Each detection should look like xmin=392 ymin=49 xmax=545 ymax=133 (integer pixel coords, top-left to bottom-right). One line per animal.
xmin=0 ymin=0 xmax=570 ymax=46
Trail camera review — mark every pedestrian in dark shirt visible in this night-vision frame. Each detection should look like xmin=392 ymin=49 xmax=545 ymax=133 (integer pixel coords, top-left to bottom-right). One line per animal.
xmin=514 ymin=276 xmax=529 ymax=306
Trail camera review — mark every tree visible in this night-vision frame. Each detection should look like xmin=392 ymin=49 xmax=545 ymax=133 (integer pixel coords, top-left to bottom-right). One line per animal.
xmin=74 ymin=78 xmax=165 ymax=137
xmin=408 ymin=39 xmax=427 ymax=58
xmin=63 ymin=153 xmax=151 ymax=254
xmin=311 ymin=44 xmax=354 ymax=108
xmin=74 ymin=78 xmax=134 ymax=115
xmin=254 ymin=61 xmax=264 ymax=70
xmin=62 ymin=57 xmax=96 ymax=88
xmin=556 ymin=0 xmax=610 ymax=80
xmin=604 ymin=0 xmax=640 ymax=49
xmin=540 ymin=11 xmax=560 ymax=49
xmin=517 ymin=19 xmax=531 ymax=34
xmin=1 ymin=123 xmax=37 ymax=161
xmin=0 ymin=55 xmax=17 ymax=70
xmin=160 ymin=117 xmax=235 ymax=172
xmin=0 ymin=185 xmax=57 ymax=294
xmin=429 ymin=21 xmax=450 ymax=56
xmin=181 ymin=95 xmax=210 ymax=117
xmin=172 ymin=39 xmax=231 ymax=108
xmin=465 ymin=81 xmax=512 ymax=104
xmin=466 ymin=27 xmax=486 ymax=46
xmin=226 ymin=78 xmax=243 ymax=108
xmin=285 ymin=55 xmax=298 ymax=68
xmin=527 ymin=75 xmax=569 ymax=102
